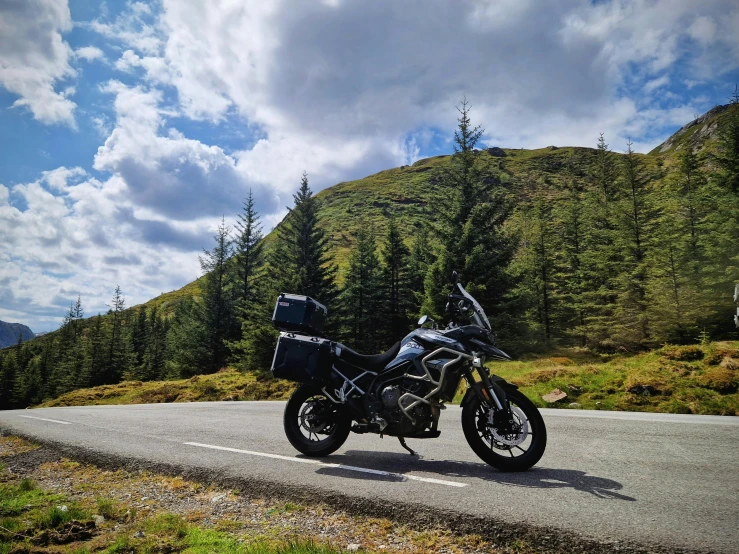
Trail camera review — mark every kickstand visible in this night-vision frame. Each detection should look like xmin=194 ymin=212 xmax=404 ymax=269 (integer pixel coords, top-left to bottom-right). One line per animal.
xmin=398 ymin=437 xmax=417 ymax=456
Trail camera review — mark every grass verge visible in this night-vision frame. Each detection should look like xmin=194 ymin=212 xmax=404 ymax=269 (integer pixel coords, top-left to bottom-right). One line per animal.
xmin=39 ymin=342 xmax=738 ymax=416
xmin=0 ymin=436 xmax=514 ymax=554
xmin=475 ymin=341 xmax=739 ymax=415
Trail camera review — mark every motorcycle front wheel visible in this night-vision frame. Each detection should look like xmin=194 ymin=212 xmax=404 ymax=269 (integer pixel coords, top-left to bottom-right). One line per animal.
xmin=461 ymin=387 xmax=546 ymax=471
xmin=283 ymin=384 xmax=351 ymax=457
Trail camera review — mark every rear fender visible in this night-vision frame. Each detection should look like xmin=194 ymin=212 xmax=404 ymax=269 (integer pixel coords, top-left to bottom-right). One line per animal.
xmin=460 ymin=378 xmax=518 ymax=408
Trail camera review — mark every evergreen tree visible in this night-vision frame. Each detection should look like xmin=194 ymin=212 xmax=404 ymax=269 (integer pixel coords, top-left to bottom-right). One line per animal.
xmin=0 ymin=353 xmax=18 ymax=409
xmin=612 ymin=141 xmax=656 ymax=347
xmin=558 ymin=179 xmax=588 ymax=344
xmin=423 ymin=99 xmax=515 ymax=332
xmin=106 ymin=286 xmax=127 ymax=384
xmin=380 ymin=218 xmax=413 ymax=345
xmin=340 ymin=227 xmax=384 ymax=352
xmin=579 ymin=134 xmax=621 ymax=348
xmin=127 ymin=307 xmax=149 ymax=380
xmin=407 ymin=226 xmax=434 ymax=319
xmin=229 ymin=191 xmax=274 ymax=371
xmin=166 ymin=297 xmax=209 ymax=377
xmin=79 ymin=315 xmax=106 ymax=387
xmin=144 ymin=306 xmax=167 ymax=380
xmin=271 ymin=172 xmax=338 ymax=318
xmin=233 ymin=190 xmax=265 ymax=312
xmin=197 ymin=218 xmax=238 ymax=373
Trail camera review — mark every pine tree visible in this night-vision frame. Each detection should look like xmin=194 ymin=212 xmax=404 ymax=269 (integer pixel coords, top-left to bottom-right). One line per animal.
xmin=558 ymin=179 xmax=588 ymax=344
xmin=579 ymin=134 xmax=622 ymax=349
xmin=0 ymin=353 xmax=19 ymax=409
xmin=229 ymin=191 xmax=274 ymax=371
xmin=423 ymin=99 xmax=515 ymax=331
xmin=340 ymin=227 xmax=384 ymax=352
xmin=407 ymin=226 xmax=434 ymax=319
xmin=166 ymin=297 xmax=209 ymax=377
xmin=271 ymin=172 xmax=338 ymax=308
xmin=197 ymin=218 xmax=237 ymax=373
xmin=612 ymin=141 xmax=656 ymax=347
xmin=233 ymin=190 xmax=265 ymax=312
xmin=128 ymin=307 xmax=149 ymax=380
xmin=380 ymin=218 xmax=413 ymax=346
xmin=144 ymin=306 xmax=167 ymax=380
xmin=79 ymin=315 xmax=106 ymax=387
xmin=106 ymin=286 xmax=127 ymax=384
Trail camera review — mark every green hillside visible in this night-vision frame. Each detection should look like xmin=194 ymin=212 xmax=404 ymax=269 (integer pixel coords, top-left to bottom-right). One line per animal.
xmin=152 ymin=105 xmax=736 ymax=303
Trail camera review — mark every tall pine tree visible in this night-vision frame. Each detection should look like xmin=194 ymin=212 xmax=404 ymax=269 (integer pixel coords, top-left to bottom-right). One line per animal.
xmin=271 ymin=172 xmax=337 ymax=306
xmin=340 ymin=227 xmax=384 ymax=352
xmin=423 ymin=99 xmax=515 ymax=332
xmin=380 ymin=218 xmax=413 ymax=346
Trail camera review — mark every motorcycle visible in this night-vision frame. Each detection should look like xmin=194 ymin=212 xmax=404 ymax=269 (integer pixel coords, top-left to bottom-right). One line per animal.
xmin=270 ymin=272 xmax=546 ymax=471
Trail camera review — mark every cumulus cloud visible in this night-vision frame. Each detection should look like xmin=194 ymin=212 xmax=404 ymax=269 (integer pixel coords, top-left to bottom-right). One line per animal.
xmin=74 ymin=45 xmax=105 ymax=62
xmin=0 ymin=0 xmax=76 ymax=126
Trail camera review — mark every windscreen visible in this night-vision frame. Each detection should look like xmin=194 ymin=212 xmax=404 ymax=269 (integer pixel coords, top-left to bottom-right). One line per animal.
xmin=457 ymin=282 xmax=492 ymax=331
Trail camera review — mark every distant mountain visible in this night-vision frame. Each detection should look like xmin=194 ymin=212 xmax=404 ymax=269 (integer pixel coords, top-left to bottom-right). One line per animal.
xmin=0 ymin=321 xmax=35 ymax=348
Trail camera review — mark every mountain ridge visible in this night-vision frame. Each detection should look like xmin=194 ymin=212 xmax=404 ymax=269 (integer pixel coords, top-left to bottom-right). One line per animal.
xmin=0 ymin=321 xmax=35 ymax=349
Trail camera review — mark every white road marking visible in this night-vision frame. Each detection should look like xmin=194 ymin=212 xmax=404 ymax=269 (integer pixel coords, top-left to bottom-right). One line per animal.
xmin=184 ymin=442 xmax=468 ymax=488
xmin=18 ymin=415 xmax=72 ymax=425
xmin=540 ymin=409 xmax=739 ymax=425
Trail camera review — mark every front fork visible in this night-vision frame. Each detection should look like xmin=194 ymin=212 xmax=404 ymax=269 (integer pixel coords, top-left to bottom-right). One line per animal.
xmin=464 ymin=367 xmax=509 ymax=412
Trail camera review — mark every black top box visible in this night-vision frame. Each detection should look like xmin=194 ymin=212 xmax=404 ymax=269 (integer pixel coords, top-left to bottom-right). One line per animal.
xmin=272 ymin=293 xmax=327 ymax=335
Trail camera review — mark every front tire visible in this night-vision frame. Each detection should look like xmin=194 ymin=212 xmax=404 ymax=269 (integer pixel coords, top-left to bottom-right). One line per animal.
xmin=284 ymin=384 xmax=351 ymax=457
xmin=462 ymin=387 xmax=546 ymax=471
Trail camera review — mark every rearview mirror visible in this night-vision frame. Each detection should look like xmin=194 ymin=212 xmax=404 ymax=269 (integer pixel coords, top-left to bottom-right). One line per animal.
xmin=451 ymin=270 xmax=459 ymax=284
xmin=417 ymin=315 xmax=428 ymax=328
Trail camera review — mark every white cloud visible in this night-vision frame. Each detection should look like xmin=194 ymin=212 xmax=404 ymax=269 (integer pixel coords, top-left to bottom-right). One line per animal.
xmin=74 ymin=45 xmax=105 ymax=62
xmin=42 ymin=166 xmax=87 ymax=192
xmin=0 ymin=0 xmax=76 ymax=126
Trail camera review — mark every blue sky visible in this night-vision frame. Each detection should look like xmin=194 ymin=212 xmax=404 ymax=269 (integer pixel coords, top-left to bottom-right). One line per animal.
xmin=1 ymin=0 xmax=738 ymax=332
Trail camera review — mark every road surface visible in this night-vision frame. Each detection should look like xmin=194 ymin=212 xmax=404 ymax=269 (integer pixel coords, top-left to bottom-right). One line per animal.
xmin=1 ymin=402 xmax=737 ymax=553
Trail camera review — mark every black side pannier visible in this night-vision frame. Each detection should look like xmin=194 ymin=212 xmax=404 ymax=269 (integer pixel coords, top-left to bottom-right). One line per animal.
xmin=272 ymin=293 xmax=327 ymax=335
xmin=271 ymin=332 xmax=334 ymax=385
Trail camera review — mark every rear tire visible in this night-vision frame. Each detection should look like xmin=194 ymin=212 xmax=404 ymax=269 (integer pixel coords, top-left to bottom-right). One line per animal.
xmin=462 ymin=387 xmax=546 ymax=471
xmin=284 ymin=384 xmax=351 ymax=457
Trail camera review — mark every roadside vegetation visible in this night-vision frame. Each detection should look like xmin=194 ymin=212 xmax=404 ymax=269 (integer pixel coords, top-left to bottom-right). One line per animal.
xmin=472 ymin=341 xmax=739 ymax=416
xmin=40 ymin=341 xmax=738 ymax=415
xmin=0 ymin=436 xmax=514 ymax=553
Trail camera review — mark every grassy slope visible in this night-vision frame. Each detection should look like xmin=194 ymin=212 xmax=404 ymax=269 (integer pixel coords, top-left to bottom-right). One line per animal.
xmin=39 ymin=370 xmax=296 ymax=408
xmin=42 ymin=342 xmax=738 ymax=415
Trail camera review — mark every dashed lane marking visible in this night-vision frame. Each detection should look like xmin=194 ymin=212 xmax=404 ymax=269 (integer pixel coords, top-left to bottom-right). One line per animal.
xmin=18 ymin=415 xmax=73 ymax=425
xmin=183 ymin=442 xmax=468 ymax=488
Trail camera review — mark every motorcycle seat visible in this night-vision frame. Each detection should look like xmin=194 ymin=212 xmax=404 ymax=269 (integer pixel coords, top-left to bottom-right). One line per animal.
xmin=335 ymin=341 xmax=401 ymax=372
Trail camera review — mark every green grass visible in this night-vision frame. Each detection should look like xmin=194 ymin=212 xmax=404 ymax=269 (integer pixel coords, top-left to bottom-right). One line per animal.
xmin=0 ymin=464 xmax=356 ymax=554
xmin=40 ymin=369 xmax=296 ymax=408
xmin=475 ymin=341 xmax=739 ymax=415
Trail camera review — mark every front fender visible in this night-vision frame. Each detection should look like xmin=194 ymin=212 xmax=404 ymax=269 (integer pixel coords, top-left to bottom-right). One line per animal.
xmin=460 ymin=377 xmax=518 ymax=407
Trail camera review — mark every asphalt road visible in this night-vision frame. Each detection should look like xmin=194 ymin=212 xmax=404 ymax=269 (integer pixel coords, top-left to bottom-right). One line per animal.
xmin=1 ymin=402 xmax=737 ymax=553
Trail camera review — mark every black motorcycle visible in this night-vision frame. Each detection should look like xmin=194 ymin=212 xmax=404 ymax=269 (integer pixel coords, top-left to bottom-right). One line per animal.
xmin=271 ymin=272 xmax=546 ymax=471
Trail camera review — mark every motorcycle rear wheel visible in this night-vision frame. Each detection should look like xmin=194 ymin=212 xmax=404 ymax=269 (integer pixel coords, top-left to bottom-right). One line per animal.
xmin=462 ymin=387 xmax=546 ymax=471
xmin=284 ymin=384 xmax=351 ymax=457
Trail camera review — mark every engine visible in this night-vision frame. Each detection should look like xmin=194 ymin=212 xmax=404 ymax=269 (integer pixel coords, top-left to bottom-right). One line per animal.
xmin=377 ymin=379 xmax=433 ymax=435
